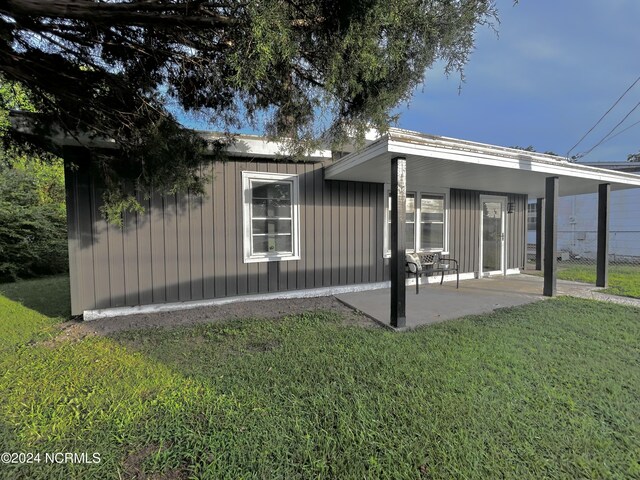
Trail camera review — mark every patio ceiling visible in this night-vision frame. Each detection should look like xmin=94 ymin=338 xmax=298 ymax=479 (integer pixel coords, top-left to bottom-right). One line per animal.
xmin=325 ymin=129 xmax=640 ymax=197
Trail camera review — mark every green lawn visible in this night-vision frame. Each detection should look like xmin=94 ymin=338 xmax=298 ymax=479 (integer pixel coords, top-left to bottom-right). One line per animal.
xmin=527 ymin=263 xmax=640 ymax=299
xmin=556 ymin=264 xmax=640 ymax=299
xmin=0 ymin=275 xmax=71 ymax=319
xmin=0 ymin=276 xmax=70 ymax=350
xmin=1 ymin=277 xmax=640 ymax=479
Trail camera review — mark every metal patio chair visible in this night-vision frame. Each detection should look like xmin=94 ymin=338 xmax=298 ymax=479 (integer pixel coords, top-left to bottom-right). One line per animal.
xmin=406 ymin=252 xmax=459 ymax=294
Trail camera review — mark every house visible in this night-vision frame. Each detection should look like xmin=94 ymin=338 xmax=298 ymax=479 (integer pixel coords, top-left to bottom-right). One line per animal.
xmin=58 ymin=127 xmax=640 ymax=325
xmin=527 ymin=162 xmax=640 ymax=263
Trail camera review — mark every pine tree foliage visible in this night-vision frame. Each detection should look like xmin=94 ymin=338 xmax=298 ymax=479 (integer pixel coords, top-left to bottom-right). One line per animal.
xmin=1 ymin=0 xmax=497 ymax=218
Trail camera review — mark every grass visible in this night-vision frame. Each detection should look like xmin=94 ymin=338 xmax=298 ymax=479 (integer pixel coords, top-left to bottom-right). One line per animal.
xmin=1 ymin=277 xmax=640 ymax=479
xmin=0 ymin=276 xmax=70 ymax=351
xmin=0 ymin=275 xmax=71 ymax=319
xmin=526 ymin=263 xmax=640 ymax=299
xmin=556 ymin=264 xmax=640 ymax=299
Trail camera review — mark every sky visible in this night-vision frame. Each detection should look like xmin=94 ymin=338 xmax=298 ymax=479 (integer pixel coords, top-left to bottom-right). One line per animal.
xmin=397 ymin=0 xmax=640 ymax=163
xmin=175 ymin=0 xmax=640 ymax=163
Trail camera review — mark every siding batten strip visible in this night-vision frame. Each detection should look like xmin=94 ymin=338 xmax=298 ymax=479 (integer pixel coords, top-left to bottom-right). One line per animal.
xmin=91 ymin=176 xmax=110 ymax=309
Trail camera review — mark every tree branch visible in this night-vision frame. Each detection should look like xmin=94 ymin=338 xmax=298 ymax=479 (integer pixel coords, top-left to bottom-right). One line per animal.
xmin=2 ymin=0 xmax=237 ymax=29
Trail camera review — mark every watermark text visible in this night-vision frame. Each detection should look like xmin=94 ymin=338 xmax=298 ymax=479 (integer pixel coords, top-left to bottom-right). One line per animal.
xmin=1 ymin=452 xmax=101 ymax=465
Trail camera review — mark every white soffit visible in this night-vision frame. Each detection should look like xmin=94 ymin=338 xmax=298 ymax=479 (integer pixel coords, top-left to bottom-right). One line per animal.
xmin=325 ymin=131 xmax=640 ymax=197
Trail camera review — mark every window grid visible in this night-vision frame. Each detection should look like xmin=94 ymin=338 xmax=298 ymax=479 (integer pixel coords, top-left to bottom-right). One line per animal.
xmin=386 ymin=190 xmax=446 ymax=254
xmin=527 ymin=203 xmax=537 ymax=231
xmin=420 ymin=194 xmax=445 ymax=251
xmin=249 ymin=180 xmax=293 ymax=255
xmin=243 ymin=171 xmax=300 ymax=263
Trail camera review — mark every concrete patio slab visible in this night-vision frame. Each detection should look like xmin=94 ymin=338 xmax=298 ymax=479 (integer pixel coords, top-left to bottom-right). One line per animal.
xmin=335 ymin=274 xmax=608 ymax=330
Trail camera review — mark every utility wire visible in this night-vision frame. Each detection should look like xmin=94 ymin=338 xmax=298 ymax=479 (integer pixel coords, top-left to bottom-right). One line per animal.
xmin=566 ymin=74 xmax=640 ymax=157
xmin=598 ymin=117 xmax=640 ymax=144
xmin=576 ymin=100 xmax=640 ymax=159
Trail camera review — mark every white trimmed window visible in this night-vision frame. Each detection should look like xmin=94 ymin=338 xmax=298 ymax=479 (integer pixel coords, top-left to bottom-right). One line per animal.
xmin=419 ymin=194 xmax=445 ymax=250
xmin=242 ymin=171 xmax=300 ymax=263
xmin=527 ymin=203 xmax=537 ymax=231
xmin=384 ymin=187 xmax=448 ymax=256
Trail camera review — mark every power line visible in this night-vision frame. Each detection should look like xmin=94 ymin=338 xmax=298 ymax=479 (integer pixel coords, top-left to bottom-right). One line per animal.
xmin=576 ymin=100 xmax=640 ymax=159
xmin=599 ymin=117 xmax=640 ymax=144
xmin=566 ymin=74 xmax=640 ymax=157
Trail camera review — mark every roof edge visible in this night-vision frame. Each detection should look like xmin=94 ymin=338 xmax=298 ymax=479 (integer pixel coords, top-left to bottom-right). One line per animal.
xmin=387 ymin=127 xmax=570 ymax=164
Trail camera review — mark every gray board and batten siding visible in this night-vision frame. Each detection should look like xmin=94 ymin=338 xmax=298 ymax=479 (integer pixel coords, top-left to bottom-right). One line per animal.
xmin=65 ymin=148 xmax=388 ymax=315
xmin=64 ymin=148 xmax=526 ymax=315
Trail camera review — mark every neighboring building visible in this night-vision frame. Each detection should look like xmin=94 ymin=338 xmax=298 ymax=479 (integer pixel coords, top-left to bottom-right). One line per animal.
xmin=56 ymin=128 xmax=640 ymax=318
xmin=527 ymin=162 xmax=640 ymax=262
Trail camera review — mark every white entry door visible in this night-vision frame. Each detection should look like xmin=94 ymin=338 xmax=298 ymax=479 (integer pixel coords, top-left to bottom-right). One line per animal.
xmin=480 ymin=195 xmax=507 ymax=276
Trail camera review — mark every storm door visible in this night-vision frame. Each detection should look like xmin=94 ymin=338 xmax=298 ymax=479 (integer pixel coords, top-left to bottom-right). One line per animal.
xmin=480 ymin=196 xmax=507 ymax=276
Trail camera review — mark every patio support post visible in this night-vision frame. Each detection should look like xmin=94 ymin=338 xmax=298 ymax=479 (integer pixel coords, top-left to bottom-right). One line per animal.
xmin=535 ymin=198 xmax=544 ymax=271
xmin=596 ymin=183 xmax=610 ymax=288
xmin=390 ymin=156 xmax=407 ymax=328
xmin=543 ymin=176 xmax=558 ymax=297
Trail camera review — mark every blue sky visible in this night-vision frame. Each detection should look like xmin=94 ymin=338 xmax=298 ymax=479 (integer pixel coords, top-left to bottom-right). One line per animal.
xmin=177 ymin=0 xmax=639 ymax=162
xmin=398 ymin=0 xmax=640 ymax=162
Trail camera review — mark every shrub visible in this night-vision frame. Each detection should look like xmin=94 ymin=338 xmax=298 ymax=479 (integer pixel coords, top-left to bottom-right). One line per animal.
xmin=0 ymin=157 xmax=67 ymax=281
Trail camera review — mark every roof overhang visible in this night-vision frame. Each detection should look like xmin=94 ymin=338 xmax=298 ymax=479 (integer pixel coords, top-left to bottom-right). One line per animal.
xmin=577 ymin=162 xmax=640 ymax=174
xmin=325 ymin=129 xmax=640 ymax=197
xmin=198 ymin=132 xmax=332 ymax=161
xmin=9 ymin=111 xmax=339 ymax=162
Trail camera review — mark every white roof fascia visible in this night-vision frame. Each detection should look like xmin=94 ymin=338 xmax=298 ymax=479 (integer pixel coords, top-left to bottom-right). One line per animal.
xmin=386 ymin=139 xmax=640 ymax=187
xmin=326 ymin=131 xmax=640 ymax=188
xmin=388 ymin=128 xmax=570 ymax=164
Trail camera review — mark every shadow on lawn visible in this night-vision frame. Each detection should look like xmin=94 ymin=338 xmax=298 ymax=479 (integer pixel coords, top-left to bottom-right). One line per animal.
xmin=0 ymin=275 xmax=71 ymax=319
xmin=0 ymin=418 xmax=27 ymax=478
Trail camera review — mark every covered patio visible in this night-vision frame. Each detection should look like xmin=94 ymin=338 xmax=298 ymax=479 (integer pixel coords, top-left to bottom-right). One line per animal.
xmin=336 ymin=274 xmax=607 ymax=331
xmin=326 ymin=128 xmax=640 ymax=328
